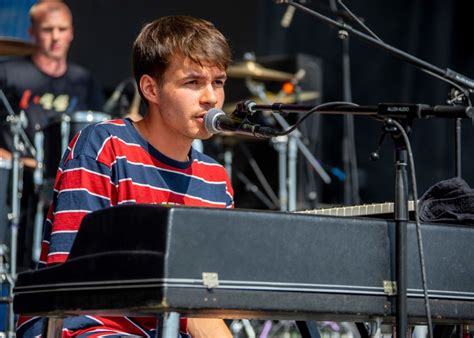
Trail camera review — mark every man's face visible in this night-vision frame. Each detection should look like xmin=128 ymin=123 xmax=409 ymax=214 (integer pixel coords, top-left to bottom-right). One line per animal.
xmin=30 ymin=10 xmax=73 ymax=60
xmin=155 ymin=56 xmax=227 ymax=141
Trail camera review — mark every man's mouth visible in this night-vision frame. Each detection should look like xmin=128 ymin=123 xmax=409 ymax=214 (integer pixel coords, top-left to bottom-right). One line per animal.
xmin=195 ymin=113 xmax=207 ymax=121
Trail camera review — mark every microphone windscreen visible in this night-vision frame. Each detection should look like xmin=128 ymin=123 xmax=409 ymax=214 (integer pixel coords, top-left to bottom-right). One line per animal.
xmin=204 ymin=108 xmax=225 ymax=134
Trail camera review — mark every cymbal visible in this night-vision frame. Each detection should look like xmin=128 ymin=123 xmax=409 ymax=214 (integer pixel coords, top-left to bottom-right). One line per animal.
xmin=0 ymin=38 xmax=37 ymax=56
xmin=223 ymin=91 xmax=320 ymax=113
xmin=227 ymin=60 xmax=294 ymax=82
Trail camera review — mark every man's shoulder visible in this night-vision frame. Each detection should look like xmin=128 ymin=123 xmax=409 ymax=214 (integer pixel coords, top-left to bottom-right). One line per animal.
xmin=70 ymin=119 xmax=132 ymax=159
xmin=66 ymin=62 xmax=94 ymax=79
xmin=0 ymin=56 xmax=32 ymax=66
xmin=0 ymin=57 xmax=34 ymax=73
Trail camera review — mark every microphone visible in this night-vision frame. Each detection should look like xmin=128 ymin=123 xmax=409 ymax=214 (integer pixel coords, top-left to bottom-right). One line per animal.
xmin=204 ymin=108 xmax=279 ymax=138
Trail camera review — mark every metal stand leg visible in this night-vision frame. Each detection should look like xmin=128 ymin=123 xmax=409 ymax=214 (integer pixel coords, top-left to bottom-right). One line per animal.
xmin=238 ymin=143 xmax=279 ymax=208
xmin=45 ymin=317 xmax=63 ymax=338
xmin=223 ymin=148 xmax=233 ymax=180
xmin=273 ymin=136 xmax=288 ymax=211
xmin=157 ymin=312 xmax=180 ymax=338
xmin=288 ymin=136 xmax=298 ymax=211
xmin=32 ymin=198 xmax=45 ymax=263
xmin=395 ymin=148 xmax=409 ymax=338
xmin=296 ymin=321 xmax=321 ymax=338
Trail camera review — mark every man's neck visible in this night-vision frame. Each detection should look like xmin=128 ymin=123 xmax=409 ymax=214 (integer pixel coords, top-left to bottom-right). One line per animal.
xmin=134 ymin=116 xmax=192 ymax=162
xmin=32 ymin=54 xmax=67 ymax=77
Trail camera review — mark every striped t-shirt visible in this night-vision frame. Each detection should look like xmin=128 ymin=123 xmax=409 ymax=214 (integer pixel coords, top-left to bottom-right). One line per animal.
xmin=17 ymin=118 xmax=234 ymax=337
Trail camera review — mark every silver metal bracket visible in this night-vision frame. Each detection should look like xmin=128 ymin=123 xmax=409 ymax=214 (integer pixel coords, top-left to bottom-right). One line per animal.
xmin=202 ymin=272 xmax=219 ymax=289
xmin=383 ymin=280 xmax=397 ymax=295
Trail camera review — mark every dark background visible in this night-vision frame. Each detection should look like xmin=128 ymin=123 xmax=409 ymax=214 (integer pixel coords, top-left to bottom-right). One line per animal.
xmin=64 ymin=0 xmax=474 ymax=208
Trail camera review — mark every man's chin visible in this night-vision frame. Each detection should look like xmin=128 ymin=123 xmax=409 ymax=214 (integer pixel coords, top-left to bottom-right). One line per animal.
xmin=46 ymin=50 xmax=67 ymax=60
xmin=197 ymin=132 xmax=213 ymax=141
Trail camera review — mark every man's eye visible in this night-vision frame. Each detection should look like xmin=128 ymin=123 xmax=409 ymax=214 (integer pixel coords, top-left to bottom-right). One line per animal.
xmin=214 ymin=80 xmax=225 ymax=87
xmin=186 ymin=80 xmax=199 ymax=85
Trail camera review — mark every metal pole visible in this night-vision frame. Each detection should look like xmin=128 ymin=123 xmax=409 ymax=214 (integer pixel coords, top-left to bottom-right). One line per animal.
xmin=288 ymin=135 xmax=298 ymax=211
xmin=273 ymin=136 xmax=288 ymax=211
xmin=156 ymin=312 xmax=180 ymax=338
xmin=454 ymin=118 xmax=462 ymax=177
xmin=394 ymin=147 xmax=409 ymax=338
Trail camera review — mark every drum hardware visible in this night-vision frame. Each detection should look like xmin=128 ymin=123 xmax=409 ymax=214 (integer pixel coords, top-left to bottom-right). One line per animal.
xmin=243 ymin=77 xmax=331 ymax=211
xmin=237 ymin=142 xmax=279 ymax=209
xmin=0 ymin=38 xmax=37 ymax=57
xmin=103 ymin=78 xmax=137 ymax=117
xmin=0 ymin=244 xmax=13 ymax=337
xmin=206 ymin=128 xmax=277 ymax=208
xmin=126 ymin=80 xmax=142 ymax=121
xmin=0 ymin=89 xmax=35 ymax=336
xmin=223 ymin=91 xmax=320 ymax=114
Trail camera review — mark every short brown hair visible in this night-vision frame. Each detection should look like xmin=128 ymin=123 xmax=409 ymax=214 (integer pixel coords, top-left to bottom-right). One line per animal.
xmin=132 ymin=15 xmax=231 ymax=101
xmin=29 ymin=1 xmax=72 ymax=28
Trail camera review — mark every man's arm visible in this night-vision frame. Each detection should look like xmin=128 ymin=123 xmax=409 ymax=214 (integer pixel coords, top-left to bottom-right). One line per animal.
xmin=0 ymin=147 xmax=37 ymax=168
xmin=187 ymin=318 xmax=232 ymax=338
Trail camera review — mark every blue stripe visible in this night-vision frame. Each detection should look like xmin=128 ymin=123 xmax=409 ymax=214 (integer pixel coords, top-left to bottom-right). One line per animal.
xmin=16 ymin=317 xmax=45 ymax=338
xmin=64 ymin=316 xmax=106 ymax=331
xmin=60 ymin=155 xmax=112 ymax=177
xmin=54 ymin=190 xmax=110 ymax=214
xmin=49 ymin=232 xmax=77 ymax=254
xmin=112 ymin=158 xmax=230 ymax=204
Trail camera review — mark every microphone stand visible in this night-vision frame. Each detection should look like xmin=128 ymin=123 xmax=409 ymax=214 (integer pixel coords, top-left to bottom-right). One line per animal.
xmin=251 ymin=101 xmax=473 ymax=334
xmin=387 ymin=118 xmax=410 ymax=338
xmin=329 ymin=0 xmax=360 ymax=206
xmin=272 ymin=2 xmax=474 ymax=331
xmin=277 ymin=0 xmax=474 ymax=181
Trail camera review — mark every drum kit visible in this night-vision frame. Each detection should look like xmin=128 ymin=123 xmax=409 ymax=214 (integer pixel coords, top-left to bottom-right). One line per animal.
xmin=0 ymin=38 xmax=110 ymax=334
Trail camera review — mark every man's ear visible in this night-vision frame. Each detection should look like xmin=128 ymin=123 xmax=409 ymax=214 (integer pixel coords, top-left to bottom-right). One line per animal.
xmin=139 ymin=75 xmax=160 ymax=105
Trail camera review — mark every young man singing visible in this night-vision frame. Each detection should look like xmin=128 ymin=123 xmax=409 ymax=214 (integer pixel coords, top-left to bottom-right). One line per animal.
xmin=18 ymin=15 xmax=234 ymax=338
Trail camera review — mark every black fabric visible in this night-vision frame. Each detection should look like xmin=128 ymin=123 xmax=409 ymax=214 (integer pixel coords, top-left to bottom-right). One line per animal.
xmin=0 ymin=56 xmax=105 ymax=154
xmin=418 ymin=177 xmax=474 ymax=225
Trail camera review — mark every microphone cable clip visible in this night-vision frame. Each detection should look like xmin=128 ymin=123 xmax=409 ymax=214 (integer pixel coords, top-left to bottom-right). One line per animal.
xmin=233 ymin=100 xmax=257 ymax=119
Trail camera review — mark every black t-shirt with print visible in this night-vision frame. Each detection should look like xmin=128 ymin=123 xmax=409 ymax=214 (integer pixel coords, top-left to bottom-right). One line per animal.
xmin=0 ymin=57 xmax=105 ymax=154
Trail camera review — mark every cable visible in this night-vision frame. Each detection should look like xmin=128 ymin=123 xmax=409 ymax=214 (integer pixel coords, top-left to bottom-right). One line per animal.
xmin=272 ymin=101 xmax=360 ymax=136
xmin=387 ymin=118 xmax=433 ymax=338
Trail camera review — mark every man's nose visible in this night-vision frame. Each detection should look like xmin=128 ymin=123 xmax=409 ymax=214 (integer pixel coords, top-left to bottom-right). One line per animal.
xmin=201 ymin=84 xmax=218 ymax=107
xmin=51 ymin=28 xmax=60 ymax=40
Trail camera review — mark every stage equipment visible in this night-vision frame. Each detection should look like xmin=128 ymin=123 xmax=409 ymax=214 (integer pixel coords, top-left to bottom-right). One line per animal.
xmin=223 ymin=91 xmax=320 ymax=113
xmin=0 ymin=38 xmax=36 ymax=56
xmin=247 ymin=95 xmax=474 ymax=338
xmin=234 ymin=55 xmax=331 ymax=211
xmin=270 ymin=4 xmax=474 ymax=330
xmin=0 ymin=89 xmax=36 ymax=336
xmin=13 ymin=204 xmax=474 ymax=337
xmin=227 ymin=60 xmax=294 ymax=82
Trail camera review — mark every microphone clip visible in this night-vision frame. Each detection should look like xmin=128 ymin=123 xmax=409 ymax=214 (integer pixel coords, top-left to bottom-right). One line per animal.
xmin=233 ymin=100 xmax=257 ymax=119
